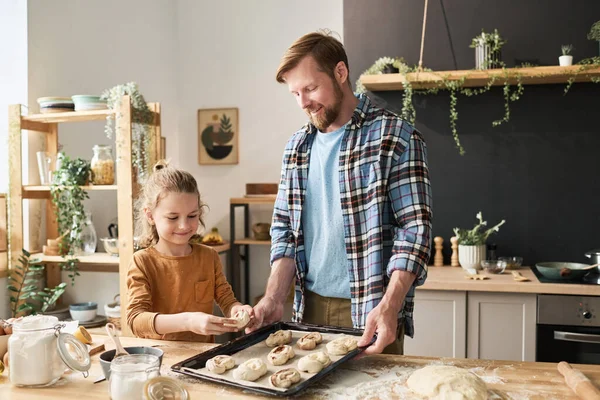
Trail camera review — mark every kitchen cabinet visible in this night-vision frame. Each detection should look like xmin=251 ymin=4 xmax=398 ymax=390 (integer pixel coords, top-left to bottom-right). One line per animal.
xmin=404 ymin=290 xmax=467 ymax=358
xmin=467 ymin=292 xmax=537 ymax=362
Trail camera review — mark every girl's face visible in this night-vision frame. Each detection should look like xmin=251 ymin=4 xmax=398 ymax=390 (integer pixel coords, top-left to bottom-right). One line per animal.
xmin=147 ymin=192 xmax=200 ymax=253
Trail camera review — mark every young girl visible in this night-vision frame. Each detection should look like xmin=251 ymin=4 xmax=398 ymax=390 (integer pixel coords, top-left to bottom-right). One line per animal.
xmin=126 ymin=161 xmax=252 ymax=342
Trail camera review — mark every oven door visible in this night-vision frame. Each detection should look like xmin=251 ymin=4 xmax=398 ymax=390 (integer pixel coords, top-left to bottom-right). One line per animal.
xmin=537 ymin=324 xmax=600 ymax=364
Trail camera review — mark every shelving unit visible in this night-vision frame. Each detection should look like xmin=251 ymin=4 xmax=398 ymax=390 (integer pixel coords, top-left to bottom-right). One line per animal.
xmin=8 ymin=96 xmax=162 ymax=334
xmin=359 ymin=65 xmax=600 ymax=91
xmin=229 ymin=196 xmax=275 ymax=304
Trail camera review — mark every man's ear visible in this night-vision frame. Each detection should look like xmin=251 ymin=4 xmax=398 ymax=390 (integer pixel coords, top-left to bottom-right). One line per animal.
xmin=334 ymin=61 xmax=349 ymax=85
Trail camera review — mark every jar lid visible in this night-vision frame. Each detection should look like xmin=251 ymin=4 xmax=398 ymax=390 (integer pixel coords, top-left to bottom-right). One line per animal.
xmin=144 ymin=376 xmax=189 ymax=400
xmin=57 ymin=332 xmax=91 ymax=376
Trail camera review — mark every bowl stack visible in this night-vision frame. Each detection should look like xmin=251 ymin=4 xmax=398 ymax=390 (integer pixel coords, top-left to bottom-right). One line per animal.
xmin=71 ymin=95 xmax=108 ymax=111
xmin=37 ymin=97 xmax=75 ymax=113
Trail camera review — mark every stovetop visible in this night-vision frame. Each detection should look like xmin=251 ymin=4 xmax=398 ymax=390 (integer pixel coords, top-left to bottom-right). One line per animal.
xmin=531 ymin=266 xmax=600 ymax=285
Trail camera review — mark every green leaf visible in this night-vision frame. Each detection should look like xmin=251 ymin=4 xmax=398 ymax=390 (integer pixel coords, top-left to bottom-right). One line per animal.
xmin=9 ymin=296 xmax=18 ymax=303
xmin=7 ymin=285 xmax=19 ymax=292
xmin=16 ymin=303 xmax=34 ymax=313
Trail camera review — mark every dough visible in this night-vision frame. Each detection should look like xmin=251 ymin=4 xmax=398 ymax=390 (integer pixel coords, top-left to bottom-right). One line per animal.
xmin=406 ymin=365 xmax=488 ymax=400
xmin=297 ymin=332 xmax=323 ymax=350
xmin=265 ymin=330 xmax=292 ymax=347
xmin=232 ymin=358 xmax=268 ymax=382
xmin=267 ymin=344 xmax=295 ymax=366
xmin=326 ymin=336 xmax=358 ymax=355
xmin=225 ymin=309 xmax=250 ymax=329
xmin=270 ymin=368 xmax=301 ymax=388
xmin=206 ymin=355 xmax=235 ymax=374
xmin=297 ymin=351 xmax=331 ymax=373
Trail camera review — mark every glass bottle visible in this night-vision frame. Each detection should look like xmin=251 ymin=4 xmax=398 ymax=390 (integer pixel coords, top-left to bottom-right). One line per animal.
xmin=91 ymin=144 xmax=115 ymax=185
xmin=71 ymin=211 xmax=97 ymax=256
xmin=487 ymin=243 xmax=497 ymax=261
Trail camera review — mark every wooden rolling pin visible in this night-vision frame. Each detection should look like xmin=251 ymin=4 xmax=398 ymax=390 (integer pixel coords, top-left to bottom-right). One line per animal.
xmin=558 ymin=361 xmax=600 ymax=400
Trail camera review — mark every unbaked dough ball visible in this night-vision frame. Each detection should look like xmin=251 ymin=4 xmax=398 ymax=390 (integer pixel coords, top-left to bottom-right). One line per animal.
xmin=206 ymin=355 xmax=235 ymax=374
xmin=267 ymin=344 xmax=295 ymax=366
xmin=297 ymin=332 xmax=323 ymax=350
xmin=225 ymin=309 xmax=251 ymax=329
xmin=297 ymin=351 xmax=331 ymax=373
xmin=265 ymin=330 xmax=292 ymax=347
xmin=232 ymin=358 xmax=268 ymax=382
xmin=406 ymin=365 xmax=488 ymax=400
xmin=269 ymin=368 xmax=301 ymax=388
xmin=326 ymin=336 xmax=358 ymax=355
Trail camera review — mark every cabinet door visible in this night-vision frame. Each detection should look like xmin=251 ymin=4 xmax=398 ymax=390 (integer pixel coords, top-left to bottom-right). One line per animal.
xmin=467 ymin=292 xmax=536 ymax=361
xmin=404 ymin=290 xmax=467 ymax=358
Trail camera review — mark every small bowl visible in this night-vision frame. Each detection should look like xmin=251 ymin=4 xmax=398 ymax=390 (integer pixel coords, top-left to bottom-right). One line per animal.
xmin=481 ymin=259 xmax=507 ymax=274
xmin=100 ymin=237 xmax=119 ymax=256
xmin=99 ymin=346 xmax=164 ymax=380
xmin=69 ymin=302 xmax=98 ymax=322
xmin=498 ymin=256 xmax=523 ymax=270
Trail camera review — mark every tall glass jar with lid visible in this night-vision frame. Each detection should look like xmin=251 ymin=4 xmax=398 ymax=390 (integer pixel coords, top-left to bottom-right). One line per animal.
xmin=91 ymin=144 xmax=115 ymax=185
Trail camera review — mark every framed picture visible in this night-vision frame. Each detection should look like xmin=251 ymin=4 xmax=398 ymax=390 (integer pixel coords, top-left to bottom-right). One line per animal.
xmin=198 ymin=107 xmax=239 ymax=165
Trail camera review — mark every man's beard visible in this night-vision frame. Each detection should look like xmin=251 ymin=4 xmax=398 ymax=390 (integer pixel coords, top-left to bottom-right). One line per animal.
xmin=307 ymin=80 xmax=344 ymax=132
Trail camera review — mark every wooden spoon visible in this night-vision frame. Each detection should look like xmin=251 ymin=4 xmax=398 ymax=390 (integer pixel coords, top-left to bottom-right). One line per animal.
xmin=105 ymin=323 xmax=128 ymax=359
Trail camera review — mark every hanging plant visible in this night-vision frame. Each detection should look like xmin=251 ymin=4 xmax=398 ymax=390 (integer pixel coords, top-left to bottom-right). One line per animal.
xmin=101 ymin=82 xmax=153 ymax=183
xmin=50 ymin=153 xmax=91 ymax=285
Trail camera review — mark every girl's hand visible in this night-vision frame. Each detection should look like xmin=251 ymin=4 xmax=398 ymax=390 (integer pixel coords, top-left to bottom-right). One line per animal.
xmin=186 ymin=312 xmax=239 ymax=336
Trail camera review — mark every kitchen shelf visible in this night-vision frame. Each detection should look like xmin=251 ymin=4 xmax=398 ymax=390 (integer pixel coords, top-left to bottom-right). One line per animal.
xmin=21 ymin=109 xmax=115 ymax=126
xmin=30 ymin=252 xmax=119 ymax=265
xmin=230 ymin=196 xmax=276 ymax=205
xmin=359 ymin=65 xmax=600 ymax=91
xmin=234 ymin=238 xmax=271 ymax=246
xmin=22 ymin=185 xmax=117 ymax=199
xmin=206 ymin=241 xmax=231 ymax=254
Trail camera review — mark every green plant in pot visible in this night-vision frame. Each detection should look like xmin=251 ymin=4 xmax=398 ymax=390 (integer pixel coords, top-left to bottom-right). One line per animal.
xmin=470 ymin=29 xmax=506 ymax=69
xmin=453 ymin=212 xmax=506 ymax=270
xmin=101 ymin=82 xmax=154 ymax=183
xmin=51 ymin=153 xmax=91 ymax=284
xmin=7 ymin=249 xmax=68 ymax=317
xmin=587 ymin=20 xmax=600 ymax=56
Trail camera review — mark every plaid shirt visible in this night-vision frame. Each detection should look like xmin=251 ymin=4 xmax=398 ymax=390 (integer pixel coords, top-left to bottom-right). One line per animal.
xmin=270 ymin=94 xmax=432 ymax=337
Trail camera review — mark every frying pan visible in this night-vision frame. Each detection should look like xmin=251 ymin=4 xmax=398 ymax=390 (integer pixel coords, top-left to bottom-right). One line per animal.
xmin=535 ymin=262 xmax=598 ymax=281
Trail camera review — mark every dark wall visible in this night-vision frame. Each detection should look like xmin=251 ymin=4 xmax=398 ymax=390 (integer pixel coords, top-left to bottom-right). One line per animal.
xmin=344 ymin=0 xmax=600 ymax=265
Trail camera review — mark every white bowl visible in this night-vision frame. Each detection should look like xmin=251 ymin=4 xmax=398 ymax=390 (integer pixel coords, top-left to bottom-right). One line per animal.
xmin=69 ymin=302 xmax=98 ymax=322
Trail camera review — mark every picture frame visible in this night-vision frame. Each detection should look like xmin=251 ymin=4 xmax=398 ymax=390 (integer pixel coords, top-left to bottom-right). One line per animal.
xmin=198 ymin=107 xmax=239 ymax=165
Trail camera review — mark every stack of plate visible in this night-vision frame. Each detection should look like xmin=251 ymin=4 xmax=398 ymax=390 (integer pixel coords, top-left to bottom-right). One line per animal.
xmin=37 ymin=97 xmax=75 ymax=113
xmin=71 ymin=95 xmax=108 ymax=111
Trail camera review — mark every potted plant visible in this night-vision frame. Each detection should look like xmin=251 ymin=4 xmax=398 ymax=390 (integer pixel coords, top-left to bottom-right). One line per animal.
xmin=587 ymin=20 xmax=600 ymax=56
xmin=470 ymin=29 xmax=506 ymax=70
xmin=355 ymin=57 xmax=407 ymax=94
xmin=101 ymin=82 xmax=154 ymax=183
xmin=7 ymin=249 xmax=68 ymax=317
xmin=559 ymin=45 xmax=574 ymax=66
xmin=453 ymin=212 xmax=506 ymax=270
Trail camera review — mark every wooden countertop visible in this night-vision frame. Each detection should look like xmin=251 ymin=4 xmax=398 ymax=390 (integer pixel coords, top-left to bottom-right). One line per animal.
xmin=1 ymin=334 xmax=599 ymax=399
xmin=421 ymin=266 xmax=600 ymax=296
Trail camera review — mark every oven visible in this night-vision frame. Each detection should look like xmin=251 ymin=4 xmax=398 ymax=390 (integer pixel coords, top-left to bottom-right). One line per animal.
xmin=537 ymin=294 xmax=600 ymax=365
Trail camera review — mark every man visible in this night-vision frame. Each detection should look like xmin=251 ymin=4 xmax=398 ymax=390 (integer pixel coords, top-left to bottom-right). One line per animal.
xmin=246 ymin=30 xmax=432 ymax=356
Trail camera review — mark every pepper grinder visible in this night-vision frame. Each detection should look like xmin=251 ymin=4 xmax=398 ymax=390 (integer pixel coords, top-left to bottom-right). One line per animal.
xmin=450 ymin=236 xmax=459 ymax=267
xmin=433 ymin=236 xmax=444 ymax=267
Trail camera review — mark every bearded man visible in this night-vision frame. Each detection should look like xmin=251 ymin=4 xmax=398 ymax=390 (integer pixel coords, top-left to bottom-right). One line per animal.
xmin=246 ymin=30 xmax=433 ymax=356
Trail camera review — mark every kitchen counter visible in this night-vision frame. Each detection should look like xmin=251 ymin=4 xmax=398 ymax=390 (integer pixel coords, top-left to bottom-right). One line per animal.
xmin=422 ymin=266 xmax=599 ymax=296
xmin=1 ymin=334 xmax=599 ymax=399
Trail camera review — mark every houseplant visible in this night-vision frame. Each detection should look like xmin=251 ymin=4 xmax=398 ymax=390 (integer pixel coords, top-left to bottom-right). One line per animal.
xmin=355 ymin=57 xmax=408 ymax=95
xmin=453 ymin=212 xmax=506 ymax=269
xmin=470 ymin=29 xmax=506 ymax=70
xmin=587 ymin=20 xmax=600 ymax=55
xmin=7 ymin=249 xmax=67 ymax=317
xmin=559 ymin=45 xmax=573 ymax=66
xmin=101 ymin=82 xmax=154 ymax=183
xmin=50 ymin=152 xmax=92 ymax=284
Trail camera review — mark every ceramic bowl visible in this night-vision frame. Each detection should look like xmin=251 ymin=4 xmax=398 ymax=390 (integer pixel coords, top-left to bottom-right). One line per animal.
xmin=69 ymin=302 xmax=98 ymax=322
xmin=99 ymin=346 xmax=164 ymax=380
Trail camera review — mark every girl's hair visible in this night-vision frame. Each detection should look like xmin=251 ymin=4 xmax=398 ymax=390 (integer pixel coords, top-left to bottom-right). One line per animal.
xmin=135 ymin=160 xmax=207 ymax=248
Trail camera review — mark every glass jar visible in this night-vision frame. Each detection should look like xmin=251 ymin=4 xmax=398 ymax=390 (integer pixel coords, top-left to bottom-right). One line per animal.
xmin=8 ymin=315 xmax=90 ymax=387
xmin=91 ymin=144 xmax=115 ymax=185
xmin=110 ymin=354 xmax=160 ymax=400
xmin=144 ymin=376 xmax=189 ymax=400
xmin=71 ymin=211 xmax=97 ymax=256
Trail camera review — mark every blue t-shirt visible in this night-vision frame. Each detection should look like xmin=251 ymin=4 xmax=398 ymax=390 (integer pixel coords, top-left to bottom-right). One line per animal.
xmin=302 ymin=124 xmax=350 ymax=299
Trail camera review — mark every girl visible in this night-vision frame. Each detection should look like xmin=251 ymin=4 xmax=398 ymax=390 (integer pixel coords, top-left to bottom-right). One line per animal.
xmin=126 ymin=161 xmax=252 ymax=342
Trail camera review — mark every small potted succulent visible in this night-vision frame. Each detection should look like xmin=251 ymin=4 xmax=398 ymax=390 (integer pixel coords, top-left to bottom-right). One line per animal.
xmin=559 ymin=45 xmax=573 ymax=66
xmin=453 ymin=212 xmax=506 ymax=270
xmin=470 ymin=29 xmax=506 ymax=70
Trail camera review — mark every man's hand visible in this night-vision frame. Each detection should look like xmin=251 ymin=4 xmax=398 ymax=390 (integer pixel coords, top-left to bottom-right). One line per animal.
xmin=356 ymin=301 xmax=398 ymax=356
xmin=245 ymin=296 xmax=284 ymax=333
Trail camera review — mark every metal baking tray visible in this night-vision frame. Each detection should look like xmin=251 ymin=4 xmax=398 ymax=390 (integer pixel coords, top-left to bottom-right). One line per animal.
xmin=171 ymin=321 xmax=375 ymax=397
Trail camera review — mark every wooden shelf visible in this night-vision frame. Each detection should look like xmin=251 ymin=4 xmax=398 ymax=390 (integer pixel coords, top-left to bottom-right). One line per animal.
xmin=31 ymin=252 xmax=119 ymax=265
xmin=360 ymin=65 xmax=600 ymax=91
xmin=230 ymin=196 xmax=276 ymax=205
xmin=22 ymin=185 xmax=117 ymax=199
xmin=234 ymin=238 xmax=271 ymax=245
xmin=22 ymin=109 xmax=114 ymax=124
xmin=206 ymin=241 xmax=231 ymax=253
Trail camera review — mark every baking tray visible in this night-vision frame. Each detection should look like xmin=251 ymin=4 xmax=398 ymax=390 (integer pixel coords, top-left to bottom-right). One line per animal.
xmin=171 ymin=321 xmax=375 ymax=397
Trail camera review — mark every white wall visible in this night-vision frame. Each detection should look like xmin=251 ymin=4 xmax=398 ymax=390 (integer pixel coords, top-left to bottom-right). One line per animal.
xmin=0 ymin=0 xmax=29 ymax=319
xmin=20 ymin=0 xmax=343 ymax=310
